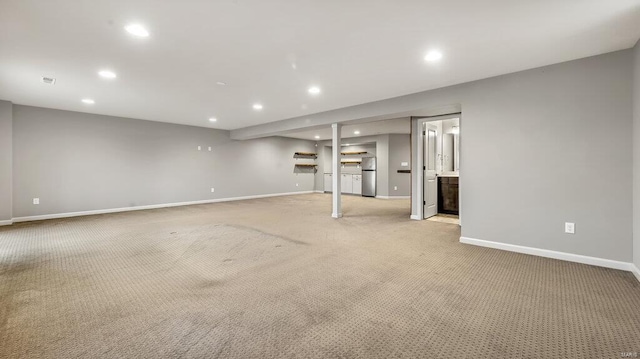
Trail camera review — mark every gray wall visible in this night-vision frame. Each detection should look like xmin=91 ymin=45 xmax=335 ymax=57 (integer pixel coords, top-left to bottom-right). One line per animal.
xmin=634 ymin=40 xmax=640 ymax=269
xmin=387 ymin=134 xmax=411 ymax=196
xmin=234 ymin=50 xmax=634 ymax=263
xmin=11 ymin=105 xmax=316 ymax=218
xmin=0 ymin=100 xmax=12 ymax=222
xmin=410 ymin=50 xmax=631 ymax=263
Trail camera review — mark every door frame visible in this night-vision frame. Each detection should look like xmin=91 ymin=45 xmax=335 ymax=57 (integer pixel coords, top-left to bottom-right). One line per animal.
xmin=411 ymin=113 xmax=462 ymax=222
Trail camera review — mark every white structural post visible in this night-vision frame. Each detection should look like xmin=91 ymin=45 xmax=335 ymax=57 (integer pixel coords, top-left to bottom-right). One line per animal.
xmin=332 ymin=123 xmax=342 ymax=218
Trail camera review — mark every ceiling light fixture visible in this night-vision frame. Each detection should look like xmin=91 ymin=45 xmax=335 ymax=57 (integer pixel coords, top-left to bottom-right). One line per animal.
xmin=216 ymin=81 xmax=226 ymax=86
xmin=308 ymin=86 xmax=321 ymax=95
xmin=98 ymin=70 xmax=117 ymax=79
xmin=314 ymin=135 xmax=320 ymax=139
xmin=354 ymin=131 xmax=360 ymax=135
xmin=209 ymin=117 xmax=217 ymax=122
xmin=424 ymin=50 xmax=443 ymax=63
xmin=81 ymin=98 xmax=95 ymax=104
xmin=125 ymin=24 xmax=149 ymax=37
xmin=253 ymin=104 xmax=263 ymax=110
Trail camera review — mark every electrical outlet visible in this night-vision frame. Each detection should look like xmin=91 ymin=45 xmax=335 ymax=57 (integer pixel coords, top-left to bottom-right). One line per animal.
xmin=565 ymin=222 xmax=575 ymax=234
xmin=296 ymin=183 xmax=299 ymax=187
xmin=210 ymin=188 xmax=215 ymax=193
xmin=394 ymin=186 xmax=398 ymax=191
xmin=197 ymin=146 xmax=201 ymax=151
xmin=33 ymin=198 xmax=39 ymax=205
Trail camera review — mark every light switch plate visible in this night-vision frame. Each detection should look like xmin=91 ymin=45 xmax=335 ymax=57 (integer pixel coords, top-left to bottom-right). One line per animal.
xmin=210 ymin=188 xmax=215 ymax=193
xmin=33 ymin=198 xmax=40 ymax=205
xmin=208 ymin=147 xmax=212 ymax=151
xmin=565 ymin=222 xmax=575 ymax=234
xmin=401 ymin=162 xmax=409 ymax=167
xmin=197 ymin=146 xmax=201 ymax=151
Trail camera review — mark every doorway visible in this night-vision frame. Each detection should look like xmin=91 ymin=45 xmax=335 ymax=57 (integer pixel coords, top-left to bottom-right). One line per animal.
xmin=411 ymin=114 xmax=461 ymax=224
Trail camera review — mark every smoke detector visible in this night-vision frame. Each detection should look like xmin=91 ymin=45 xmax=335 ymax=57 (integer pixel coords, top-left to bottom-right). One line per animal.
xmin=41 ymin=76 xmax=56 ymax=85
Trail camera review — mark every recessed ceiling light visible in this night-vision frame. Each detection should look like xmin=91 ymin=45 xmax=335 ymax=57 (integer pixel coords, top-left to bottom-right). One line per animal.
xmin=253 ymin=104 xmax=263 ymax=110
xmin=314 ymin=135 xmax=320 ymax=139
xmin=354 ymin=131 xmax=360 ymax=135
xmin=308 ymin=86 xmax=321 ymax=95
xmin=125 ymin=24 xmax=149 ymax=38
xmin=424 ymin=50 xmax=443 ymax=63
xmin=345 ymin=144 xmax=351 ymax=146
xmin=216 ymin=81 xmax=226 ymax=86
xmin=209 ymin=117 xmax=217 ymax=122
xmin=98 ymin=70 xmax=117 ymax=79
xmin=81 ymin=98 xmax=95 ymax=104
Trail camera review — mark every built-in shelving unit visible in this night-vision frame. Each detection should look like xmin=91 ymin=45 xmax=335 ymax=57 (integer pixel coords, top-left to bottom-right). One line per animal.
xmin=294 ymin=152 xmax=317 ymax=173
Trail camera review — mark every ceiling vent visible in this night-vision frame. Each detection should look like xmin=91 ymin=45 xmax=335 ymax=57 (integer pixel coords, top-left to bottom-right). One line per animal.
xmin=41 ymin=76 xmax=56 ymax=85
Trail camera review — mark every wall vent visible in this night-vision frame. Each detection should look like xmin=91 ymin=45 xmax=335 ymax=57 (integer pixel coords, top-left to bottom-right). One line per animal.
xmin=41 ymin=76 xmax=56 ymax=85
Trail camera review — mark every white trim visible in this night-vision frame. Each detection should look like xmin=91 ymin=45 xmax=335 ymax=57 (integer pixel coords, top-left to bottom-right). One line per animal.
xmin=375 ymin=195 xmax=411 ymax=199
xmin=11 ymin=191 xmax=314 ymax=223
xmin=0 ymin=219 xmax=13 ymax=226
xmin=460 ymin=236 xmax=636 ymax=272
xmin=313 ymin=190 xmax=324 ymax=193
xmin=410 ymin=215 xmax=421 ymax=220
xmin=632 ymin=265 xmax=640 ymax=283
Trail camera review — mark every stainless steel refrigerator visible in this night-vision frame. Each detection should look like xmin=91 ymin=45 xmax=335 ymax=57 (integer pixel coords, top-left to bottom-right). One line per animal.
xmin=361 ymin=157 xmax=376 ymax=197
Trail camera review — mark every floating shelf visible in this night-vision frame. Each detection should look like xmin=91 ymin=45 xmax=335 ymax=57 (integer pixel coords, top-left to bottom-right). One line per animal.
xmin=341 ymin=151 xmax=368 ymax=156
xmin=294 ymin=163 xmax=317 ymax=174
xmin=341 ymin=160 xmax=361 ymax=165
xmin=294 ymin=152 xmax=317 ymax=159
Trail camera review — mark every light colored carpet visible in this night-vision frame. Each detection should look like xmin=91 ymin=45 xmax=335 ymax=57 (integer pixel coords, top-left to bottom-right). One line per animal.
xmin=0 ymin=194 xmax=639 ymax=358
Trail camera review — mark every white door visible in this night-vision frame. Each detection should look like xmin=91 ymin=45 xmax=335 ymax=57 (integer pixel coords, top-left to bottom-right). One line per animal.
xmin=324 ymin=173 xmax=332 ymax=192
xmin=341 ymin=174 xmax=353 ymax=194
xmin=423 ymin=123 xmax=438 ymax=218
xmin=352 ymin=175 xmax=362 ymax=195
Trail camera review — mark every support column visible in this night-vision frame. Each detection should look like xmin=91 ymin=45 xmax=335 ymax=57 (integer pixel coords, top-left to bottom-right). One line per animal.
xmin=0 ymin=100 xmax=12 ymax=225
xmin=331 ymin=123 xmax=342 ymax=218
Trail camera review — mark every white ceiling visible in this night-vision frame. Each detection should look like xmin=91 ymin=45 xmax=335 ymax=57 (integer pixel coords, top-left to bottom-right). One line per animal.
xmin=1 ymin=1 xmax=639 ymax=131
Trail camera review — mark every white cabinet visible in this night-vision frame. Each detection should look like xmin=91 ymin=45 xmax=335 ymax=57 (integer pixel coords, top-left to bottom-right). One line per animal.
xmin=352 ymin=174 xmax=362 ymax=195
xmin=341 ymin=174 xmax=353 ymax=194
xmin=324 ymin=173 xmax=333 ymax=192
xmin=325 ymin=173 xmax=360 ymax=194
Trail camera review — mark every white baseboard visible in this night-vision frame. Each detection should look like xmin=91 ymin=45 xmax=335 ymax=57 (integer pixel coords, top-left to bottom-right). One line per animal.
xmin=0 ymin=219 xmax=13 ymax=226
xmin=460 ymin=236 xmax=636 ymax=273
xmin=632 ymin=265 xmax=640 ymax=283
xmin=376 ymin=195 xmax=411 ymax=199
xmin=410 ymin=214 xmax=421 ymax=220
xmin=11 ymin=191 xmax=314 ymax=223
xmin=313 ymin=190 xmax=324 ymax=193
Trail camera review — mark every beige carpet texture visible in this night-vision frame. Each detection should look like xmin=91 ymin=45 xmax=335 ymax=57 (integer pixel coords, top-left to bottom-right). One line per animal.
xmin=1 ymin=194 xmax=639 ymax=358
